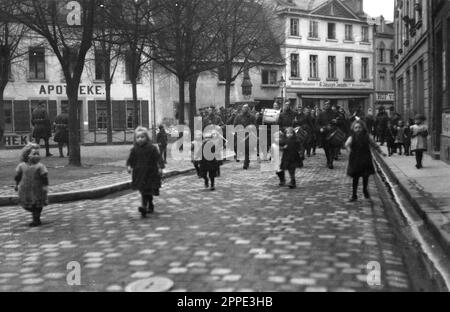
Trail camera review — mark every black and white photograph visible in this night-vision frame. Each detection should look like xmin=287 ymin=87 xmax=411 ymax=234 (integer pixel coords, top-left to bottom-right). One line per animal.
xmin=0 ymin=0 xmax=449 ymax=297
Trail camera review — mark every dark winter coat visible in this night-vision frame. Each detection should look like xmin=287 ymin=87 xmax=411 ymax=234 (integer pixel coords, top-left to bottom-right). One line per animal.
xmin=346 ymin=133 xmax=377 ymax=178
xmin=278 ymin=110 xmax=296 ymax=131
xmin=31 ymin=107 xmax=52 ymax=140
xmin=233 ymin=111 xmax=256 ymax=128
xmin=127 ymin=142 xmax=164 ymax=195
xmin=317 ymin=109 xmax=338 ymax=129
xmin=54 ymin=113 xmax=69 ymax=144
xmin=156 ymin=130 xmax=168 ymax=148
xmin=200 ymin=139 xmax=221 ymax=178
xmin=280 ymin=135 xmax=303 ymax=171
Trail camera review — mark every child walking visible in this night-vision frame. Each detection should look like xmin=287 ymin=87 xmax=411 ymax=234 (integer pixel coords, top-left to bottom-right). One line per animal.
xmin=345 ymin=121 xmax=386 ymax=202
xmin=127 ymin=127 xmax=164 ymax=218
xmin=271 ymin=131 xmax=285 ymax=186
xmin=156 ymin=125 xmax=168 ymax=164
xmin=410 ymin=114 xmax=429 ymax=169
xmin=15 ymin=143 xmax=49 ymax=227
xmin=200 ymin=132 xmax=221 ymax=191
xmin=279 ymin=127 xmax=303 ymax=189
xmin=395 ymin=120 xmax=406 ymax=156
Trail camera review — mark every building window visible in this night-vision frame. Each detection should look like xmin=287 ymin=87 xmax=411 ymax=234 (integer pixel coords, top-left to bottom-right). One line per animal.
xmin=327 ymin=23 xmax=336 ymax=40
xmin=29 ymin=47 xmax=46 ymax=80
xmin=125 ymin=52 xmax=141 ymax=82
xmin=126 ymin=101 xmax=140 ymax=129
xmin=95 ymin=50 xmax=106 ymax=81
xmin=290 ymin=18 xmax=299 ymax=37
xmin=345 ymin=57 xmax=353 ymax=80
xmin=379 ymin=42 xmax=385 ymax=63
xmin=96 ymin=101 xmax=107 ymax=130
xmin=361 ymin=26 xmax=369 ymax=42
xmin=218 ymin=66 xmax=226 ymax=82
xmin=345 ymin=25 xmax=353 ymax=41
xmin=309 ymin=55 xmax=318 ymax=79
xmin=3 ymin=100 xmax=13 ymax=132
xmin=261 ymin=70 xmax=277 ymax=85
xmin=361 ymin=58 xmax=369 ymax=80
xmin=309 ymin=20 xmax=319 ymax=38
xmin=63 ymin=47 xmax=78 ymax=77
xmin=390 ymin=49 xmax=395 ymax=63
xmin=328 ymin=56 xmax=336 ymax=79
xmin=290 ymin=53 xmax=299 ymax=78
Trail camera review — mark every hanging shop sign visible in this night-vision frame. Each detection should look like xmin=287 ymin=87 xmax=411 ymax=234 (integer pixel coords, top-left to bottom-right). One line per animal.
xmin=375 ymin=93 xmax=395 ymax=102
xmin=37 ymin=84 xmax=105 ymax=97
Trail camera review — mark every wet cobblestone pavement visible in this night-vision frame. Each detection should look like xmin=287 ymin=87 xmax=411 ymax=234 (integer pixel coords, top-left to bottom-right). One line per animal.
xmin=0 ymin=151 xmax=412 ymax=292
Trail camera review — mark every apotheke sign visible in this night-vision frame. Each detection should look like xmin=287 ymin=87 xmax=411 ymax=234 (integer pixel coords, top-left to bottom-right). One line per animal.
xmin=37 ymin=84 xmax=105 ymax=97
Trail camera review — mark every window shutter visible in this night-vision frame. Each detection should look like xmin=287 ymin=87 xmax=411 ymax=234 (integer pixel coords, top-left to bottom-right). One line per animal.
xmin=113 ymin=101 xmax=126 ymax=130
xmin=14 ymin=100 xmax=31 ymax=132
xmin=48 ymin=100 xmax=57 ymax=124
xmin=141 ymin=101 xmax=149 ymax=128
xmin=88 ymin=100 xmax=96 ymax=132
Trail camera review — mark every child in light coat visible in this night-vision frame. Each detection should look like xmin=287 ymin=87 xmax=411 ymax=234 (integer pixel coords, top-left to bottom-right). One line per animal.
xmin=410 ymin=115 xmax=429 ymax=169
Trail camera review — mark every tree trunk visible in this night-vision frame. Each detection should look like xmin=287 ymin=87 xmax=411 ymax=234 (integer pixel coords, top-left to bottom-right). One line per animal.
xmin=105 ymin=81 xmax=113 ymax=144
xmin=225 ymin=80 xmax=231 ymax=108
xmin=178 ymin=77 xmax=185 ymax=125
xmin=132 ymin=80 xmax=139 ymax=129
xmin=188 ymin=74 xmax=198 ymax=138
xmin=67 ymin=84 xmax=81 ymax=166
xmin=0 ymin=86 xmax=6 ymax=149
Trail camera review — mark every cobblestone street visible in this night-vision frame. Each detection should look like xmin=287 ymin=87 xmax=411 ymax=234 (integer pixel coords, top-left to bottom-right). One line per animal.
xmin=0 ymin=151 xmax=413 ymax=292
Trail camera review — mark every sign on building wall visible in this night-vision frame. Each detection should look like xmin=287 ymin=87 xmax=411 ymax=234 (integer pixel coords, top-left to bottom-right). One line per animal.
xmin=37 ymin=84 xmax=105 ymax=97
xmin=290 ymin=81 xmax=373 ymax=89
xmin=2 ymin=134 xmax=31 ymax=147
xmin=376 ymin=93 xmax=395 ymax=102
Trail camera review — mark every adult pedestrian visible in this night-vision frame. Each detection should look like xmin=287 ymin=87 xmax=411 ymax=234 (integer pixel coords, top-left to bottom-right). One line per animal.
xmin=410 ymin=114 xmax=429 ymax=169
xmin=317 ymin=100 xmax=339 ymax=169
xmin=375 ymin=106 xmax=389 ymax=146
xmin=234 ymin=104 xmax=256 ymax=170
xmin=31 ymin=101 xmax=53 ymax=157
xmin=279 ymin=101 xmax=296 ymax=132
xmin=53 ymin=108 xmax=69 ymax=158
xmin=157 ymin=125 xmax=169 ymax=164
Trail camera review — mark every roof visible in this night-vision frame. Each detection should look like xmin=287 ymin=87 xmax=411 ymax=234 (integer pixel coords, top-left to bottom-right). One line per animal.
xmin=269 ymin=0 xmax=367 ymax=21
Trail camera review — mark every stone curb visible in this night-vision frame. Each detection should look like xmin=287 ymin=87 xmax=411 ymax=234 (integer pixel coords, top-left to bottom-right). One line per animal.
xmin=0 ymin=168 xmax=196 ymax=207
xmin=372 ymin=150 xmax=450 ymax=256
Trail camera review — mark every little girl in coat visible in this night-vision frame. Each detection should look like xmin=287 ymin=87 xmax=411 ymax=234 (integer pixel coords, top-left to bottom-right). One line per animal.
xmin=127 ymin=127 xmax=164 ymax=218
xmin=15 ymin=143 xmax=49 ymax=227
xmin=410 ymin=114 xmax=429 ymax=169
xmin=271 ymin=131 xmax=284 ymax=186
xmin=345 ymin=121 xmax=386 ymax=202
xmin=279 ymin=127 xmax=303 ymax=189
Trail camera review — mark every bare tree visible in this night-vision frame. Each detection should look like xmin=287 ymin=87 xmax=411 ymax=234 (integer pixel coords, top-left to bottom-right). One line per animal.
xmin=1 ymin=0 xmax=98 ymax=166
xmin=0 ymin=9 xmax=27 ymax=148
xmin=110 ymin=0 xmax=161 ymax=129
xmin=215 ymin=0 xmax=282 ymax=107
xmin=151 ymin=0 xmax=224 ymax=130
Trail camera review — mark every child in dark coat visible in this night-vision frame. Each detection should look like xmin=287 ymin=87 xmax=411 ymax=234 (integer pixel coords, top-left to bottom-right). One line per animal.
xmin=127 ymin=127 xmax=164 ymax=218
xmin=279 ymin=127 xmax=303 ymax=189
xmin=15 ymin=143 xmax=49 ymax=227
xmin=345 ymin=121 xmax=386 ymax=202
xmin=200 ymin=132 xmax=222 ymax=191
xmin=156 ymin=125 xmax=168 ymax=164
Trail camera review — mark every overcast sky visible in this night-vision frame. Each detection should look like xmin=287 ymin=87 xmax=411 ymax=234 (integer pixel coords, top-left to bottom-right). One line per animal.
xmin=364 ymin=0 xmax=394 ymax=21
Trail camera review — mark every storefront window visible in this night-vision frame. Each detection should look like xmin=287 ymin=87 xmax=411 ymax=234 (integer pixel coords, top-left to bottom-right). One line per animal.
xmin=96 ymin=101 xmax=107 ymax=130
xmin=126 ymin=101 xmax=140 ymax=129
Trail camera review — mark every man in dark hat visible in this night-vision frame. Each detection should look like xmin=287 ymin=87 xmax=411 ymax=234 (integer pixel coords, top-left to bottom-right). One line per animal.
xmin=31 ymin=101 xmax=53 ymax=157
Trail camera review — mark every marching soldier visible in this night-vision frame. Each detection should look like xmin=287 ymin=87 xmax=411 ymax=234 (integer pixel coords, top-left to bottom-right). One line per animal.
xmin=31 ymin=101 xmax=53 ymax=157
xmin=234 ymin=104 xmax=256 ymax=170
xmin=53 ymin=108 xmax=69 ymax=158
xmin=317 ymin=100 xmax=339 ymax=169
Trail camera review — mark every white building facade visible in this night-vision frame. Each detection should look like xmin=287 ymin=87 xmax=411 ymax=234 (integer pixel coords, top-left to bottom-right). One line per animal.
xmin=277 ymin=0 xmax=375 ymax=114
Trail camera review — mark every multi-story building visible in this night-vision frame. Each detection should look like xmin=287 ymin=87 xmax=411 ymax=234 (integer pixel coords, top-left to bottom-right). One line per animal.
xmin=430 ymin=0 xmax=450 ymax=163
xmin=276 ymin=0 xmax=374 ymax=114
xmin=373 ymin=17 xmax=395 ymax=113
xmin=393 ymin=0 xmax=432 ymax=152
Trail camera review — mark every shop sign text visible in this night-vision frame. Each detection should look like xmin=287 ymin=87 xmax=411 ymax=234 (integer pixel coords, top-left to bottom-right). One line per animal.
xmin=38 ymin=84 xmax=105 ymax=96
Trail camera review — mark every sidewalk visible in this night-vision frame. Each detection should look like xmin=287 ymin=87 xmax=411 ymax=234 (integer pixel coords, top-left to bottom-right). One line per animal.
xmin=373 ymin=146 xmax=450 ymax=254
xmin=0 ymin=144 xmax=233 ymax=207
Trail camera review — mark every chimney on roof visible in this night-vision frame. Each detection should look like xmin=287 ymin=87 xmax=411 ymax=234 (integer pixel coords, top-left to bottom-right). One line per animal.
xmin=342 ymin=0 xmax=364 ymax=15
